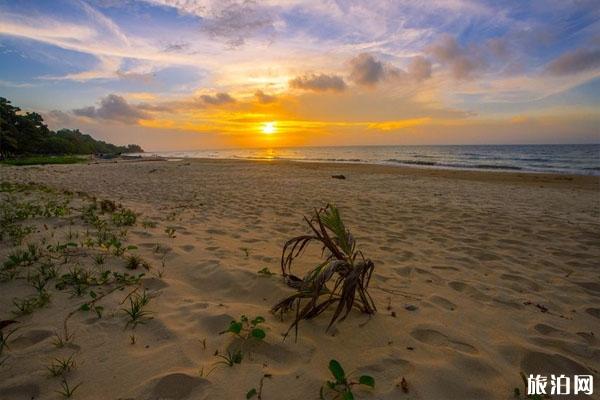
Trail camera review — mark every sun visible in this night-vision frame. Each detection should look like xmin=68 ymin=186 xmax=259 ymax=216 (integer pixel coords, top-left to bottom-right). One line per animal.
xmin=261 ymin=121 xmax=276 ymax=134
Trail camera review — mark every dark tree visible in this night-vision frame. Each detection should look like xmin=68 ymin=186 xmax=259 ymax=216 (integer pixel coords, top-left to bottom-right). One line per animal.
xmin=0 ymin=97 xmax=143 ymax=158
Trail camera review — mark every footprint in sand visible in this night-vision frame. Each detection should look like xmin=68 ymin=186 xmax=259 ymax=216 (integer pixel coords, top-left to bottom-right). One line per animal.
xmin=520 ymin=350 xmax=591 ymax=377
xmin=0 ymin=383 xmax=40 ymax=399
xmin=429 ymin=295 xmax=457 ymax=311
xmin=180 ymin=244 xmax=195 ymax=252
xmin=410 ymin=328 xmax=478 ymax=354
xmin=585 ymin=307 xmax=600 ymax=319
xmin=533 ymin=323 xmax=567 ymax=336
xmin=151 ymin=373 xmax=209 ymax=400
xmin=431 ymin=265 xmax=460 ymax=272
xmin=9 ymin=329 xmax=53 ymax=350
xmin=448 ymin=281 xmax=491 ymax=301
xmin=142 ymin=277 xmax=169 ymax=291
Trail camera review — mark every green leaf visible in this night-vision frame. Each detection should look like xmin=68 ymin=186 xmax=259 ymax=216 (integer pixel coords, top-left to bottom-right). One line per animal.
xmin=67 ymin=242 xmax=78 ymax=247
xmin=228 ymin=321 xmax=243 ymax=334
xmin=358 ymin=375 xmax=375 ymax=388
xmin=251 ymin=328 xmax=266 ymax=340
xmin=89 ymin=290 xmax=97 ymax=299
xmin=246 ymin=388 xmax=257 ymax=399
xmin=342 ymin=390 xmax=354 ymax=400
xmin=251 ymin=316 xmax=265 ymax=326
xmin=80 ymin=303 xmax=90 ymax=311
xmin=127 ymin=245 xmax=138 ymax=250
xmin=329 ymin=359 xmax=345 ymax=383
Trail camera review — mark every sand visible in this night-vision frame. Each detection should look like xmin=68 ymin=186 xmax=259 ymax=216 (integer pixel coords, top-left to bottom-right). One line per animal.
xmin=0 ymin=158 xmax=599 ymax=400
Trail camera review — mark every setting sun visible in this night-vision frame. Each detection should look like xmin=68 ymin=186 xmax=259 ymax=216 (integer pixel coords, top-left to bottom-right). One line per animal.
xmin=261 ymin=122 xmax=276 ymax=135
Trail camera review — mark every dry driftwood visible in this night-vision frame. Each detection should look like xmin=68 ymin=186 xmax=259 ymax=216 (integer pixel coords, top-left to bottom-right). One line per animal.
xmin=272 ymin=204 xmax=376 ymax=340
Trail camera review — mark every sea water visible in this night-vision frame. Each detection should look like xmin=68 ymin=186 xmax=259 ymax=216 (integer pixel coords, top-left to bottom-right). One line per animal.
xmin=136 ymin=144 xmax=600 ymax=176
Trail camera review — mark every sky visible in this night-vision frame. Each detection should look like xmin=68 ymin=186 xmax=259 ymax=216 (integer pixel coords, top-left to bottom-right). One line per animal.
xmin=0 ymin=0 xmax=599 ymax=151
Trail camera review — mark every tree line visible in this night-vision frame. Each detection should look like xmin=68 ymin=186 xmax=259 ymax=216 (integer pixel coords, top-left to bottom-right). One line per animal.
xmin=0 ymin=97 xmax=143 ymax=158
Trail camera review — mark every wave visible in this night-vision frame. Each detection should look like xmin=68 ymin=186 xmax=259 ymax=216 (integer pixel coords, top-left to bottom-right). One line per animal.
xmin=385 ymin=159 xmax=436 ymax=166
xmin=472 ymin=164 xmax=522 ymax=170
xmin=385 ymin=159 xmax=522 ymax=171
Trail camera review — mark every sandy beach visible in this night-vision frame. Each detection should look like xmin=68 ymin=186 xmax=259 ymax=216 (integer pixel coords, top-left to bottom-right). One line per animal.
xmin=1 ymin=158 xmax=599 ymax=400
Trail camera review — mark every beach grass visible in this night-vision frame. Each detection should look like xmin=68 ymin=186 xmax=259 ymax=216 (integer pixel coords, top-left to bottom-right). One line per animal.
xmin=1 ymin=156 xmax=87 ymax=166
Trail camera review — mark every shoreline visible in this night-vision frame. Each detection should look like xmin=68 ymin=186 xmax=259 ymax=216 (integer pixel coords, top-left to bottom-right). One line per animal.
xmin=132 ymin=142 xmax=600 ymax=178
xmin=132 ymin=156 xmax=600 ymax=191
xmin=134 ymin=153 xmax=600 ymax=178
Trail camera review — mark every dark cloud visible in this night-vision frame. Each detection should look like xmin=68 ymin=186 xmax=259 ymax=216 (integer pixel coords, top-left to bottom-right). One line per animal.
xmin=254 ymin=90 xmax=276 ymax=103
xmin=349 ymin=53 xmax=432 ymax=85
xmin=73 ymin=94 xmax=149 ymax=124
xmin=349 ymin=53 xmax=385 ymax=86
xmin=428 ymin=35 xmax=485 ymax=80
xmin=163 ymin=42 xmax=190 ymax=52
xmin=201 ymin=1 xmax=274 ymax=47
xmin=289 ymin=73 xmax=347 ymax=92
xmin=199 ymin=92 xmax=236 ymax=105
xmin=545 ymin=48 xmax=600 ymax=75
xmin=407 ymin=56 xmax=432 ymax=81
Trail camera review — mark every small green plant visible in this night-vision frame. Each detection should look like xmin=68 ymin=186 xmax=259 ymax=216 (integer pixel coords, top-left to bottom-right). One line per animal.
xmin=112 ymin=208 xmax=136 ymax=226
xmin=320 ymin=360 xmax=375 ymax=400
xmin=246 ymin=373 xmax=272 ymax=399
xmin=56 ymin=378 xmax=81 ymax=398
xmin=217 ymin=349 xmax=243 ymax=366
xmin=165 ymin=227 xmax=176 ymax=238
xmin=206 ymin=349 xmax=243 ymax=376
xmin=142 ymin=220 xmax=157 ymax=229
xmin=99 ymin=199 xmax=116 ymax=213
xmin=125 ymin=254 xmax=150 ymax=270
xmin=12 ymin=295 xmax=48 ymax=316
xmin=257 ymin=267 xmax=275 ymax=276
xmin=47 ymin=354 xmax=76 ymax=377
xmin=52 ymin=330 xmax=75 ymax=348
xmin=93 ymin=254 xmax=105 ymax=266
xmin=221 ymin=315 xmax=266 ymax=341
xmin=80 ymin=293 xmax=104 ymax=319
xmin=122 ymin=290 xmax=152 ymax=328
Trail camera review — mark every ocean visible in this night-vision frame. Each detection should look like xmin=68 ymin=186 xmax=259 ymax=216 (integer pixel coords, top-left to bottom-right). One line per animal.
xmin=136 ymin=144 xmax=600 ymax=176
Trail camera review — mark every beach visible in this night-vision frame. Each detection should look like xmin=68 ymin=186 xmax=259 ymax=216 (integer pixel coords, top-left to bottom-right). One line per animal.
xmin=1 ymin=158 xmax=599 ymax=400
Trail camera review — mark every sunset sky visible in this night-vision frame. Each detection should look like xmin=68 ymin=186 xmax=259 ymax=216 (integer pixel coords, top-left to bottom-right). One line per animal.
xmin=1 ymin=0 xmax=599 ymax=150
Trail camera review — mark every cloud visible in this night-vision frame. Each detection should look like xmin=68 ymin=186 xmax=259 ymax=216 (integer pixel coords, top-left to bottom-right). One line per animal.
xmin=407 ymin=56 xmax=432 ymax=81
xmin=73 ymin=94 xmax=149 ymax=123
xmin=289 ymin=73 xmax=347 ymax=92
xmin=428 ymin=35 xmax=485 ymax=80
xmin=254 ymin=90 xmax=277 ymax=104
xmin=116 ymin=69 xmax=155 ymax=83
xmin=201 ymin=1 xmax=275 ymax=47
xmin=349 ymin=53 xmax=385 ymax=86
xmin=199 ymin=92 xmax=236 ymax=105
xmin=349 ymin=53 xmax=432 ymax=85
xmin=44 ymin=110 xmax=75 ymax=128
xmin=0 ymin=79 xmax=36 ymax=88
xmin=545 ymin=48 xmax=600 ymax=76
